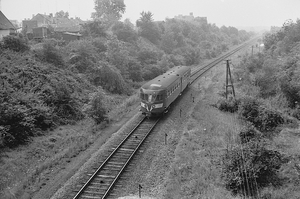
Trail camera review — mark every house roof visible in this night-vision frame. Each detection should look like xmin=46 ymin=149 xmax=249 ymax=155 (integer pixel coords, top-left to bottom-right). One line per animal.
xmin=0 ymin=11 xmax=16 ymax=30
xmin=53 ymin=17 xmax=81 ymax=32
xmin=32 ymin=14 xmax=53 ymax=23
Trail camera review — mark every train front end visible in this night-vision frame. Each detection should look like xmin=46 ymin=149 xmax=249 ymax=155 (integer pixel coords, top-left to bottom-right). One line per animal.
xmin=140 ymin=84 xmax=165 ymax=117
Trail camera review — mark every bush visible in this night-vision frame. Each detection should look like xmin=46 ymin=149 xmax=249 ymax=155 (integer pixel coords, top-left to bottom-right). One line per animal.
xmin=223 ymin=141 xmax=284 ymax=197
xmin=216 ymin=98 xmax=240 ymax=113
xmin=280 ymin=80 xmax=300 ymax=108
xmin=256 ymin=108 xmax=284 ymax=132
xmin=239 ymin=126 xmax=262 ymax=144
xmin=66 ymin=39 xmax=98 ymax=73
xmin=238 ymin=97 xmax=260 ymax=124
xmin=41 ymin=42 xmax=65 ymax=67
xmin=41 ymin=83 xmax=84 ymax=124
xmin=92 ymin=62 xmax=131 ymax=95
xmin=0 ymin=51 xmax=93 ymax=148
xmin=127 ymin=58 xmax=143 ymax=82
xmin=0 ymin=92 xmax=53 ymax=147
xmin=83 ymin=91 xmax=108 ymax=124
xmin=238 ymin=97 xmax=284 ymax=133
xmin=1 ymin=35 xmax=30 ymax=52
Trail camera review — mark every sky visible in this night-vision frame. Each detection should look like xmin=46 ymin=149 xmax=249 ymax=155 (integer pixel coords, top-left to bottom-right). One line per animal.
xmin=1 ymin=0 xmax=300 ymax=28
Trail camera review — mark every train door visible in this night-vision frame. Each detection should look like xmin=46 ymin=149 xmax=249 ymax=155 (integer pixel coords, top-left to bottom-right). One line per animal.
xmin=180 ymin=77 xmax=183 ymax=92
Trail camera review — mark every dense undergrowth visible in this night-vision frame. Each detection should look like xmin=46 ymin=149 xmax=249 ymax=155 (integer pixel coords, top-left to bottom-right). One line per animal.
xmin=218 ymin=19 xmax=300 ymax=198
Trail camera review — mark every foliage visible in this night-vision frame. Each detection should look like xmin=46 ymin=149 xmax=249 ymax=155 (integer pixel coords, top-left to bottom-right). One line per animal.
xmin=138 ymin=48 xmax=160 ymax=65
xmin=91 ymin=62 xmax=131 ymax=94
xmin=55 ymin=10 xmax=69 ymax=18
xmin=0 ymin=50 xmax=93 ymax=148
xmin=66 ymin=39 xmax=98 ymax=73
xmin=279 ymin=78 xmax=300 ymax=108
xmin=126 ymin=58 xmax=143 ymax=82
xmin=81 ymin=20 xmax=107 ymax=37
xmin=223 ymin=141 xmax=284 ymax=197
xmin=105 ymin=36 xmax=131 ymax=75
xmin=216 ymin=98 xmax=240 ymax=113
xmin=238 ymin=97 xmax=284 ymax=133
xmin=37 ymin=40 xmax=65 ymax=67
xmin=263 ymin=19 xmax=300 ymax=53
xmin=239 ymin=126 xmax=262 ymax=144
xmin=160 ymin=30 xmax=178 ymax=54
xmin=173 ymin=46 xmax=201 ymax=65
xmin=112 ymin=21 xmax=138 ymax=43
xmin=83 ymin=90 xmax=108 ymax=124
xmin=1 ymin=35 xmax=30 ymax=52
xmin=0 ymin=92 xmax=52 ymax=147
xmin=136 ymin=11 xmax=161 ymax=44
xmin=92 ymin=0 xmax=126 ymax=22
xmin=91 ymin=37 xmax=107 ymax=54
xmin=141 ymin=65 xmax=163 ymax=81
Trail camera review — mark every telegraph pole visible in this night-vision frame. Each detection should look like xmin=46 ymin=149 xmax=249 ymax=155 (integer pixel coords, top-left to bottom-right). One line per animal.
xmin=225 ymin=60 xmax=236 ymax=99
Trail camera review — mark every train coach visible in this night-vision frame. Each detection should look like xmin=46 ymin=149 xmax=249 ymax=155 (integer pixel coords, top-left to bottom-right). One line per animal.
xmin=140 ymin=65 xmax=191 ymax=117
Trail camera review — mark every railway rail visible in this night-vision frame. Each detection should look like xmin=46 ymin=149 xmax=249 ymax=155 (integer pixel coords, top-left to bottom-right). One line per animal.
xmin=72 ymin=117 xmax=159 ymax=199
xmin=71 ymin=37 xmax=258 ymax=199
xmin=190 ymin=37 xmax=258 ymax=84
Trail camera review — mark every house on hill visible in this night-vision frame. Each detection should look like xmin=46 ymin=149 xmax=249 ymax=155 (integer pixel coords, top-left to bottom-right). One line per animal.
xmin=32 ymin=13 xmax=54 ymax=27
xmin=0 ymin=11 xmax=16 ymax=40
xmin=175 ymin=13 xmax=208 ymax=25
xmin=21 ymin=13 xmax=85 ymax=41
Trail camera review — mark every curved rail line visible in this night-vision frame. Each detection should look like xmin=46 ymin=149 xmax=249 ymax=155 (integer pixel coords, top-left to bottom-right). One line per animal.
xmin=71 ymin=37 xmax=258 ymax=199
xmin=72 ymin=117 xmax=160 ymax=199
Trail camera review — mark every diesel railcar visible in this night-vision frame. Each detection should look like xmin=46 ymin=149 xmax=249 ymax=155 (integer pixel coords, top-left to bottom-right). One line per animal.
xmin=140 ymin=66 xmax=191 ymax=117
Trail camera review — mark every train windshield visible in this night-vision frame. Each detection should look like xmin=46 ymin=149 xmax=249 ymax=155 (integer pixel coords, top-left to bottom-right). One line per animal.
xmin=148 ymin=94 xmax=157 ymax=103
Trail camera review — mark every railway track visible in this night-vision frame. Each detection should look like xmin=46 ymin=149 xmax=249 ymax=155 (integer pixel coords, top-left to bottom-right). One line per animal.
xmin=71 ymin=37 xmax=258 ymax=199
xmin=190 ymin=37 xmax=259 ymax=84
xmin=72 ymin=117 xmax=160 ymax=199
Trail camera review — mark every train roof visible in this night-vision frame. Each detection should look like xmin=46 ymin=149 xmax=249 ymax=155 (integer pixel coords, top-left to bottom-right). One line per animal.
xmin=141 ymin=66 xmax=190 ymax=91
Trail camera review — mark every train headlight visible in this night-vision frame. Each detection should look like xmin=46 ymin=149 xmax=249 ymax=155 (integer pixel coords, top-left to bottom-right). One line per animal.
xmin=141 ymin=102 xmax=146 ymax=108
xmin=152 ymin=103 xmax=163 ymax=108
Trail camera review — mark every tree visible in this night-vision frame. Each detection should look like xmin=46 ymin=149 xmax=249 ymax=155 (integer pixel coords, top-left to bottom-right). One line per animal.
xmin=112 ymin=21 xmax=138 ymax=43
xmin=136 ymin=11 xmax=161 ymax=44
xmin=160 ymin=30 xmax=177 ymax=54
xmin=81 ymin=20 xmax=107 ymax=37
xmin=92 ymin=0 xmax=126 ymax=22
xmin=55 ymin=10 xmax=69 ymax=18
